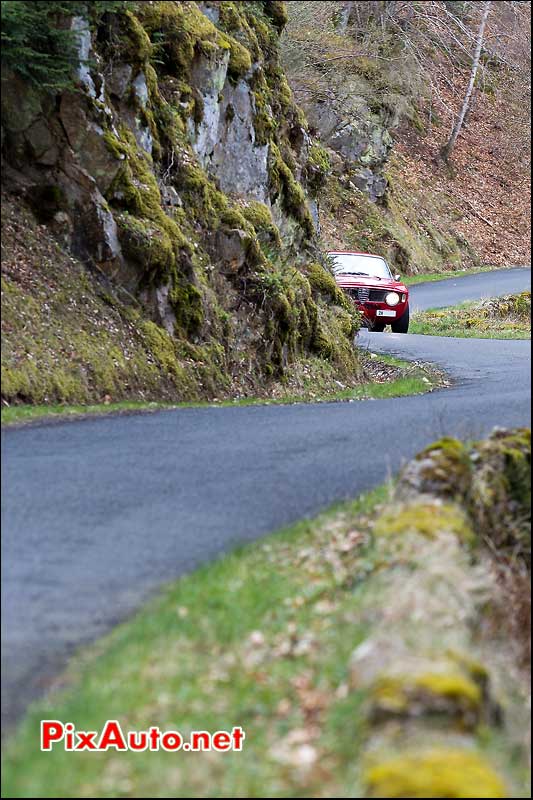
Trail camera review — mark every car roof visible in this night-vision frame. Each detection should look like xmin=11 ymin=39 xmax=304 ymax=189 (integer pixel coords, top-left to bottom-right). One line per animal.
xmin=327 ymin=251 xmax=385 ymax=258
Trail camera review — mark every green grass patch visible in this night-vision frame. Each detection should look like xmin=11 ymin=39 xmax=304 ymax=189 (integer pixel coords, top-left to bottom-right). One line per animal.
xmin=411 ymin=294 xmax=531 ymax=339
xmin=2 ymin=487 xmax=389 ymax=798
xmin=1 ymin=359 xmax=442 ymax=427
xmin=0 ymin=401 xmax=179 ymax=426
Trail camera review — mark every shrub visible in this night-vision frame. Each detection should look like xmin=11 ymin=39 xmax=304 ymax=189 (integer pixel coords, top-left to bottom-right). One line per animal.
xmin=1 ymin=1 xmax=129 ymax=90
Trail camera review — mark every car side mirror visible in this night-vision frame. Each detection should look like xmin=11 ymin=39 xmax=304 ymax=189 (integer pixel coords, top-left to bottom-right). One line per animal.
xmin=394 ymin=273 xmax=401 ymax=281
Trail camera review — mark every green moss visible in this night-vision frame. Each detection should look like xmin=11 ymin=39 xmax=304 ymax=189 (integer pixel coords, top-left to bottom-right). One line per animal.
xmin=269 ymin=143 xmax=315 ymax=236
xmin=139 ymin=1 xmax=227 ymax=79
xmin=219 ymin=206 xmax=249 ymax=230
xmin=120 ymin=10 xmax=153 ymax=63
xmin=116 ymin=213 xmax=175 ymax=280
xmin=224 ymin=34 xmax=252 ymax=80
xmin=374 ymin=502 xmax=475 ymax=545
xmin=415 ymin=673 xmax=481 ymax=706
xmin=103 ymin=127 xmax=194 ymax=291
xmin=447 ymin=652 xmax=489 ymax=688
xmin=1 ymin=261 xmax=198 ymax=406
xmin=217 ymin=1 xmax=242 ymax=32
xmin=250 ymin=70 xmax=277 ymax=145
xmin=365 ymin=749 xmax=506 ymax=798
xmin=305 ymin=142 xmax=331 ymax=195
xmin=310 ymin=304 xmax=360 ymax=376
xmin=240 ymin=200 xmax=281 ymax=245
xmin=370 ymin=671 xmax=482 ymax=726
xmin=141 ymin=321 xmax=188 ymax=383
xmin=178 ymin=340 xmax=230 ymax=396
xmin=179 ymin=162 xmax=229 ymax=229
xmin=306 ymin=261 xmax=341 ymax=299
xmin=170 ymin=280 xmax=204 ymax=336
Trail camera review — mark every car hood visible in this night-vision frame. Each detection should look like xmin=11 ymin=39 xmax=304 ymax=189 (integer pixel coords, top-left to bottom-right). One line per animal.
xmin=334 ymin=274 xmax=408 ymax=292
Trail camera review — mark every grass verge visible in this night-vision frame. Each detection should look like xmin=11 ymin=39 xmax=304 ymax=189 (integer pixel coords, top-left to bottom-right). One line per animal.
xmin=410 ymin=293 xmax=531 ymax=339
xmin=2 ymin=486 xmax=389 ymax=798
xmin=1 ymin=357 xmax=444 ymax=427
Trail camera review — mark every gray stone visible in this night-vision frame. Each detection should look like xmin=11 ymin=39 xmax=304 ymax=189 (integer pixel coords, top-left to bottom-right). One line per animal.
xmin=353 ymin=168 xmax=388 ymax=202
xmin=25 ymin=118 xmax=58 ymax=164
xmin=94 ymin=192 xmax=122 ymax=262
xmin=155 ymin=283 xmax=177 ymax=334
xmin=188 ymin=49 xmax=229 ymax=166
xmin=1 ymin=71 xmax=42 ymax=133
xmin=198 ymin=1 xmax=220 ymax=24
xmin=132 ymin=72 xmax=149 ymax=108
xmin=216 ymin=228 xmax=248 ymax=272
xmin=78 ymin=122 xmax=123 ymax=193
xmin=60 ymin=94 xmax=90 ymax=151
xmin=72 ymin=16 xmax=96 ymax=98
xmin=209 ymin=78 xmax=269 ymax=202
xmin=160 ymin=184 xmax=183 ymax=207
xmin=134 ymin=121 xmax=153 ymax=155
xmin=107 ymin=64 xmax=133 ymax=99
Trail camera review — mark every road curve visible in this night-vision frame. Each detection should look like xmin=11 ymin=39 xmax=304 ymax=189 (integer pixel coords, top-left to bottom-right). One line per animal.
xmin=1 ymin=268 xmax=531 ymax=726
xmin=408 ymin=266 xmax=530 ymax=311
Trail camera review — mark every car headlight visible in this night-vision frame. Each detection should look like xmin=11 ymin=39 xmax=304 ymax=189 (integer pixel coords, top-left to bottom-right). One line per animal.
xmin=385 ymin=292 xmax=400 ymax=306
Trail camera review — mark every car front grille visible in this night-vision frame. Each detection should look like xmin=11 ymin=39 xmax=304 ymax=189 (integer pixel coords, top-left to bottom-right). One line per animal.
xmin=346 ymin=288 xmax=388 ymax=302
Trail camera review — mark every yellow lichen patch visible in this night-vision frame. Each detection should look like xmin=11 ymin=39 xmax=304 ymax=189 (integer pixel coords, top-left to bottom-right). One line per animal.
xmin=365 ymin=749 xmax=506 ymax=798
xmin=370 ymin=671 xmax=482 ymax=728
xmin=374 ymin=502 xmax=474 ymax=544
xmin=414 ymin=673 xmax=481 ymax=707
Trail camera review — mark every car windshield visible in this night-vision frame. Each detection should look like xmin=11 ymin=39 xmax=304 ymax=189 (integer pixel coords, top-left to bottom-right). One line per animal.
xmin=328 ymin=253 xmax=392 ymax=280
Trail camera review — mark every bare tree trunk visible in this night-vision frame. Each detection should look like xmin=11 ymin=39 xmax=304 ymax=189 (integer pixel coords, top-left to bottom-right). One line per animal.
xmin=441 ymin=0 xmax=491 ymax=162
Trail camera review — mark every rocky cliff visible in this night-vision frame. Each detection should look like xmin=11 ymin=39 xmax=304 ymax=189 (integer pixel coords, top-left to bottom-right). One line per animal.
xmin=281 ymin=0 xmax=531 ymax=273
xmin=1 ymin=1 xmax=360 ymax=405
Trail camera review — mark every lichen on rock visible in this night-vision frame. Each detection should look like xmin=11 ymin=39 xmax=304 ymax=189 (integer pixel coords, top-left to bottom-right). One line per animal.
xmin=365 ymin=749 xmax=506 ymax=798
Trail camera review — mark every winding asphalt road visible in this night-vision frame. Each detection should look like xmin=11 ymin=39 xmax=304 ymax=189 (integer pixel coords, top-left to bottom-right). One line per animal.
xmin=1 ymin=267 xmax=531 ymax=727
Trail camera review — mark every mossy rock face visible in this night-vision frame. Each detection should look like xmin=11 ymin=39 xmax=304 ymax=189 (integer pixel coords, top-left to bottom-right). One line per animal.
xmin=269 ymin=143 xmax=315 ymax=237
xmin=138 ymin=1 xmax=227 ymax=80
xmin=365 ymin=749 xmax=506 ymax=798
xmin=395 ymin=429 xmax=530 ymax=561
xmin=304 ymin=142 xmax=331 ymax=195
xmin=2 ymin=1 xmax=364 ymax=403
xmin=240 ymin=200 xmax=281 ymax=246
xmin=398 ymin=437 xmax=473 ymax=501
xmin=469 ymin=428 xmax=531 ymax=561
xmin=305 ymin=262 xmax=360 ymax=319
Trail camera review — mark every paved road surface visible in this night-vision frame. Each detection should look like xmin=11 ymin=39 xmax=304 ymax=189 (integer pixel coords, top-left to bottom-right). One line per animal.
xmin=408 ymin=266 xmax=530 ymax=311
xmin=1 ymin=268 xmax=531 ymax=726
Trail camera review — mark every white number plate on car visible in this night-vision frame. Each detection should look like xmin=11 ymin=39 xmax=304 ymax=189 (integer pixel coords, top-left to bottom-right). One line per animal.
xmin=376 ymin=309 xmax=396 ymax=317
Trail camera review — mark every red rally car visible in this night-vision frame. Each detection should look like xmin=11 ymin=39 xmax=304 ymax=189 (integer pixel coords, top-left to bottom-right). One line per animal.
xmin=328 ymin=251 xmax=410 ymax=333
